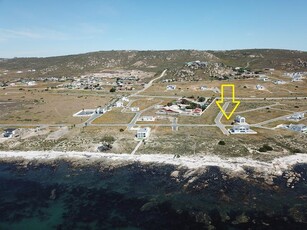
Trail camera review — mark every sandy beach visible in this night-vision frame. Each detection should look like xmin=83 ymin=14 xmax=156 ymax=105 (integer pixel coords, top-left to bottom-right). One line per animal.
xmin=0 ymin=151 xmax=307 ymax=176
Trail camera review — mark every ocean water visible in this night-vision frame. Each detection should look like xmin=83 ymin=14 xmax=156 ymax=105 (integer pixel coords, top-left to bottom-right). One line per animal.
xmin=0 ymin=161 xmax=306 ymax=230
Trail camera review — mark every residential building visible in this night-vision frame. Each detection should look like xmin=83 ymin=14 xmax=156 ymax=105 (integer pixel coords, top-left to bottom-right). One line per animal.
xmin=230 ymin=116 xmax=257 ymax=134
xmin=287 ymin=124 xmax=307 ymax=133
xmin=131 ymin=107 xmax=140 ymax=112
xmin=259 ymin=75 xmax=269 ymax=81
xmin=287 ymin=112 xmax=305 ymax=121
xmin=136 ymin=128 xmax=151 ymax=139
xmin=273 ymin=80 xmax=286 ymax=85
xmin=115 ymin=100 xmax=124 ymax=107
xmin=2 ymin=128 xmax=16 ymax=138
xmin=256 ymin=84 xmax=264 ymax=90
xmin=166 ymin=85 xmax=176 ymax=90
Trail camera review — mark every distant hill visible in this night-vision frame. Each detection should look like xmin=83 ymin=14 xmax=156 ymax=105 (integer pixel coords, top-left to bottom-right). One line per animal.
xmin=0 ymin=49 xmax=306 ymax=79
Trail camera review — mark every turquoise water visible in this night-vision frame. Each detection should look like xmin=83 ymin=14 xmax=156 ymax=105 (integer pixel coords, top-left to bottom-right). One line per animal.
xmin=0 ymin=161 xmax=306 ymax=229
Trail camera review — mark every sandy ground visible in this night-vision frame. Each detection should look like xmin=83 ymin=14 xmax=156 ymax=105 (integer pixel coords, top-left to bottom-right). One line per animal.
xmin=0 ymin=151 xmax=306 ymax=176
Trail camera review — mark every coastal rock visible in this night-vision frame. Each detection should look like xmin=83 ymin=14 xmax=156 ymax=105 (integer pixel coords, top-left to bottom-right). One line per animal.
xmin=232 ymin=213 xmax=250 ymax=224
xmin=194 ymin=212 xmax=212 ymax=225
xmin=170 ymin=170 xmax=180 ymax=178
xmin=140 ymin=201 xmax=158 ymax=212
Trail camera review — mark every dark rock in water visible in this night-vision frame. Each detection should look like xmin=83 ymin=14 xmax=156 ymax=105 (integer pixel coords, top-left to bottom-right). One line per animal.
xmin=49 ymin=188 xmax=56 ymax=200
xmin=0 ymin=162 xmax=307 ymax=229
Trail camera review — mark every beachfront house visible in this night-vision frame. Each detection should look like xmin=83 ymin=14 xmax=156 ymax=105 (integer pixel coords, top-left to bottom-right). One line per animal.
xmin=230 ymin=115 xmax=256 ymax=134
xmin=2 ymin=128 xmax=16 ymax=138
xmin=136 ymin=127 xmax=151 ymax=139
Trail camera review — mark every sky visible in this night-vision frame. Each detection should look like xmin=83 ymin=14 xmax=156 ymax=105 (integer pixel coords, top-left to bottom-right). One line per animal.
xmin=0 ymin=0 xmax=307 ymax=58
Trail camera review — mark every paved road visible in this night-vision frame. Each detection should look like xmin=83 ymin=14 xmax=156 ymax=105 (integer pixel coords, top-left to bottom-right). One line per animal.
xmin=131 ymin=140 xmax=143 ymax=155
xmin=219 ymin=96 xmax=307 ymax=101
xmin=172 ymin=117 xmax=178 ymax=131
xmin=132 ymin=95 xmax=180 ymax=99
xmin=214 ymin=101 xmax=230 ymax=135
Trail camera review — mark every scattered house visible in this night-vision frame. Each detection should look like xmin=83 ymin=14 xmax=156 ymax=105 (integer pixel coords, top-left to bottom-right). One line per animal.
xmin=229 ymin=115 xmax=257 ymax=134
xmin=131 ymin=107 xmax=140 ymax=112
xmin=287 ymin=112 xmax=305 ymax=121
xmin=122 ymin=97 xmax=129 ymax=102
xmin=2 ymin=128 xmax=16 ymax=138
xmin=27 ymin=81 xmax=37 ymax=86
xmin=186 ymin=61 xmax=208 ymax=69
xmin=166 ymin=85 xmax=176 ymax=90
xmin=292 ymin=76 xmax=302 ymax=82
xmin=256 ymin=84 xmax=265 ymax=90
xmin=283 ymin=124 xmax=307 ymax=133
xmin=273 ymin=80 xmax=286 ymax=85
xmin=95 ymin=107 xmax=107 ymax=114
xmin=264 ymin=68 xmax=275 ymax=71
xmin=139 ymin=116 xmax=156 ymax=122
xmin=73 ymin=109 xmax=95 ymax=117
xmin=200 ymin=86 xmax=208 ymax=91
xmin=259 ymin=75 xmax=269 ymax=81
xmin=136 ymin=127 xmax=151 ymax=139
xmin=115 ymin=100 xmax=124 ymax=107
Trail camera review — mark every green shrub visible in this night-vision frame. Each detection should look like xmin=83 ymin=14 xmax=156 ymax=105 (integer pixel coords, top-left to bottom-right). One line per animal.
xmin=259 ymin=144 xmax=273 ymax=152
xmin=218 ymin=140 xmax=226 ymax=145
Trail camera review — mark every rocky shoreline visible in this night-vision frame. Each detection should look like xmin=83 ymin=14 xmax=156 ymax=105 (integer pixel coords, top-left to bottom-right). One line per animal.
xmin=0 ymin=151 xmax=307 ymax=188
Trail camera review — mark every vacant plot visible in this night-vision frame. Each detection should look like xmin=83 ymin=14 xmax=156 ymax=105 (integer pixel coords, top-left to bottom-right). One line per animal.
xmin=129 ymin=98 xmax=167 ymax=110
xmin=270 ymin=100 xmax=307 ymax=112
xmin=0 ymin=89 xmax=112 ymax=124
xmin=92 ymin=108 xmax=135 ymax=124
xmin=139 ymin=82 xmax=219 ymax=97
xmin=231 ymin=108 xmax=291 ymax=125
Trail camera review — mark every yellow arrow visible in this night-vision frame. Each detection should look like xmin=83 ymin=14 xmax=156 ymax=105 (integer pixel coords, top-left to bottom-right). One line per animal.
xmin=216 ymin=84 xmax=240 ymax=120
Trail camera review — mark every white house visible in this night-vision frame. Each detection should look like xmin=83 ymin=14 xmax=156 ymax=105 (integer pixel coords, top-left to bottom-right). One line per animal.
xmin=122 ymin=97 xmax=129 ymax=102
xmin=27 ymin=81 xmax=37 ymax=86
xmin=139 ymin=116 xmax=155 ymax=122
xmin=230 ymin=116 xmax=257 ymax=134
xmin=96 ymin=107 xmax=107 ymax=114
xmin=273 ymin=80 xmax=286 ymax=85
xmin=287 ymin=112 xmax=305 ymax=121
xmin=115 ymin=100 xmax=124 ymax=107
xmin=136 ymin=127 xmax=151 ymax=139
xmin=256 ymin=84 xmax=264 ymax=90
xmin=166 ymin=85 xmax=176 ymax=90
xmin=131 ymin=107 xmax=140 ymax=112
xmin=259 ymin=75 xmax=269 ymax=81
xmin=287 ymin=124 xmax=307 ymax=133
xmin=2 ymin=128 xmax=16 ymax=138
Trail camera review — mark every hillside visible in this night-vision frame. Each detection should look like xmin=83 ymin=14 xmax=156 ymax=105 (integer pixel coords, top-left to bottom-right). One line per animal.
xmin=0 ymin=49 xmax=306 ymax=80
